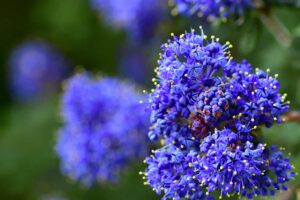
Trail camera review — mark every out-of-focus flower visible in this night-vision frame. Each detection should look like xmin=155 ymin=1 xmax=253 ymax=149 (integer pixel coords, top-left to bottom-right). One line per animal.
xmin=56 ymin=73 xmax=149 ymax=186
xmin=91 ymin=0 xmax=164 ymax=41
xmin=170 ymin=0 xmax=254 ymax=21
xmin=9 ymin=40 xmax=69 ymax=101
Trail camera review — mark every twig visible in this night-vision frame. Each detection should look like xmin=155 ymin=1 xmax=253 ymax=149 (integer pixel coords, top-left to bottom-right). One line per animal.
xmin=282 ymin=111 xmax=300 ymax=123
xmin=254 ymin=0 xmax=292 ymax=48
xmin=278 ymin=187 xmax=296 ymax=200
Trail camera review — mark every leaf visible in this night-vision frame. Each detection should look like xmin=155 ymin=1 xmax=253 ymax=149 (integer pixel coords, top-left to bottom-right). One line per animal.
xmin=0 ymin=99 xmax=60 ymax=198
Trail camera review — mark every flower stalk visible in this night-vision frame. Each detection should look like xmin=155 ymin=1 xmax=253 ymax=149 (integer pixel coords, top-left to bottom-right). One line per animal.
xmin=255 ymin=0 xmax=292 ymax=48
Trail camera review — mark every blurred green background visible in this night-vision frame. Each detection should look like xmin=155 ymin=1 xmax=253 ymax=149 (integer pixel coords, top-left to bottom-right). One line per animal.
xmin=0 ymin=0 xmax=300 ymax=199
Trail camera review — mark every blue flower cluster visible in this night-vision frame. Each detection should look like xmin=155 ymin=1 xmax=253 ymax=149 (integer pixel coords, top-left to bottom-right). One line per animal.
xmin=170 ymin=0 xmax=254 ymax=21
xmin=91 ymin=0 xmax=164 ymax=41
xmin=145 ymin=130 xmax=294 ymax=200
xmin=56 ymin=73 xmax=149 ymax=186
xmin=142 ymin=29 xmax=294 ymax=199
xmin=9 ymin=40 xmax=69 ymax=101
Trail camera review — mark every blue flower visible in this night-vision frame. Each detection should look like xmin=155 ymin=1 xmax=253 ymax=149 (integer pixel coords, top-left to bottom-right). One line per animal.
xmin=91 ymin=0 xmax=164 ymax=41
xmin=142 ymin=144 xmax=210 ymax=200
xmin=170 ymin=0 xmax=254 ymax=21
xmin=196 ymin=129 xmax=294 ymax=199
xmin=149 ymin=29 xmax=232 ymax=141
xmin=149 ymin=29 xmax=289 ymax=142
xmin=142 ymin=129 xmax=294 ymax=200
xmin=143 ymin=29 xmax=293 ymax=199
xmin=56 ymin=73 xmax=150 ymax=185
xmin=9 ymin=40 xmax=69 ymax=101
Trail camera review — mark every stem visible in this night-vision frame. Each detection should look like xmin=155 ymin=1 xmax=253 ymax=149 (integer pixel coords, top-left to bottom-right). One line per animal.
xmin=278 ymin=186 xmax=296 ymax=200
xmin=282 ymin=111 xmax=300 ymax=123
xmin=254 ymin=1 xmax=292 ymax=48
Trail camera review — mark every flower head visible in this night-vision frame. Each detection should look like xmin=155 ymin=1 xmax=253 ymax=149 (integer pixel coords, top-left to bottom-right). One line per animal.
xmin=149 ymin=29 xmax=288 ymax=142
xmin=9 ymin=40 xmax=69 ymax=101
xmin=91 ymin=0 xmax=164 ymax=41
xmin=143 ymin=129 xmax=294 ymax=200
xmin=143 ymin=144 xmax=210 ymax=200
xmin=196 ymin=130 xmax=294 ymax=198
xmin=170 ymin=0 xmax=254 ymax=21
xmin=56 ymin=73 xmax=149 ymax=185
xmin=143 ymin=29 xmax=293 ymax=199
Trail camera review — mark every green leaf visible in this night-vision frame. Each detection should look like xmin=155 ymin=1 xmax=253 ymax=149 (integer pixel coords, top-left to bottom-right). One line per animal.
xmin=0 ymin=99 xmax=60 ymax=199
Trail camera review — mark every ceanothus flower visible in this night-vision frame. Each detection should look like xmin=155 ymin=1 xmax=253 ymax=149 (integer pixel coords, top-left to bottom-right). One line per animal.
xmin=56 ymin=73 xmax=149 ymax=186
xmin=91 ymin=0 xmax=164 ymax=41
xmin=9 ymin=40 xmax=69 ymax=101
xmin=142 ymin=129 xmax=294 ymax=200
xmin=149 ymin=28 xmax=289 ymax=142
xmin=170 ymin=0 xmax=254 ymax=21
xmin=142 ymin=144 xmax=211 ymax=200
xmin=143 ymin=28 xmax=293 ymax=200
xmin=195 ymin=129 xmax=294 ymax=198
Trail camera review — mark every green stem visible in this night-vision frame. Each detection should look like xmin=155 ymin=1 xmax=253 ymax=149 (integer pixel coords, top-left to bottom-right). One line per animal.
xmin=255 ymin=1 xmax=292 ymax=48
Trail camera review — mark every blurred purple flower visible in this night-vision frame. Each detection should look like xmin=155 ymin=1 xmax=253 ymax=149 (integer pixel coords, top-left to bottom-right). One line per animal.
xmin=9 ymin=40 xmax=69 ymax=101
xmin=56 ymin=73 xmax=150 ymax=186
xmin=91 ymin=0 xmax=165 ymax=41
